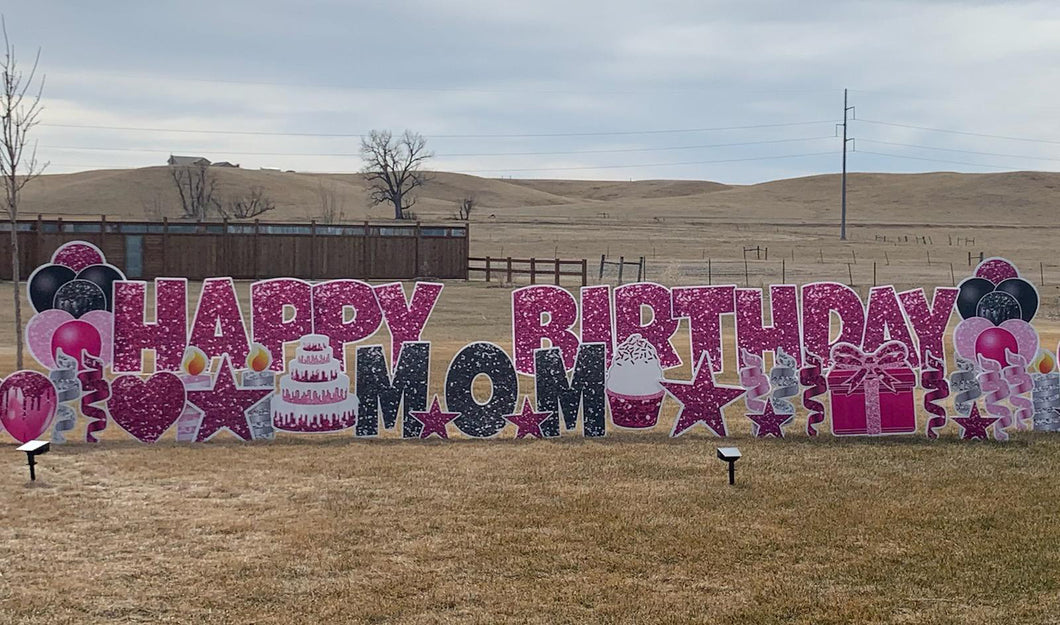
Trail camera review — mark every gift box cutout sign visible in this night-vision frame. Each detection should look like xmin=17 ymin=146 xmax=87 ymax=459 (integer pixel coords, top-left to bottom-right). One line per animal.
xmin=828 ymin=341 xmax=917 ymax=436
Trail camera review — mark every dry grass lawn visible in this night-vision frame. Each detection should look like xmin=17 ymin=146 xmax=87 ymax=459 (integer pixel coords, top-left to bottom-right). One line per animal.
xmin=2 ymin=168 xmax=1060 ymax=624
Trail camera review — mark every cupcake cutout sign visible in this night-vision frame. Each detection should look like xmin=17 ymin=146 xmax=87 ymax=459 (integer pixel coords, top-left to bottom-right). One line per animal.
xmin=607 ymin=334 xmax=665 ymax=428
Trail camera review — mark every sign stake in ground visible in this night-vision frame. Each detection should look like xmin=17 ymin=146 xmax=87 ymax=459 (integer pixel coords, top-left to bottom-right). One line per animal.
xmin=717 ymin=447 xmax=742 ymax=485
xmin=16 ymin=440 xmax=49 ymax=481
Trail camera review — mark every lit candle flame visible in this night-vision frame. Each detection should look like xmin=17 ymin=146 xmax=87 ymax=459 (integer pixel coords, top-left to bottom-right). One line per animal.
xmin=1031 ymin=349 xmax=1056 ymax=375
xmin=247 ymin=342 xmax=272 ymax=372
xmin=182 ymin=346 xmax=208 ymax=376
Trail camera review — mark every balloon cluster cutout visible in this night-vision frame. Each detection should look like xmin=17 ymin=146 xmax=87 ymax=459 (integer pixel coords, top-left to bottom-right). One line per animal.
xmin=25 ymin=242 xmax=124 ymax=369
xmin=954 ymin=258 xmax=1039 ymax=368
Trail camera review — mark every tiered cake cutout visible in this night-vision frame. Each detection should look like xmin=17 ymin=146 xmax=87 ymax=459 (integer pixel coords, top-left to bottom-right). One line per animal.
xmin=271 ymin=334 xmax=359 ymax=432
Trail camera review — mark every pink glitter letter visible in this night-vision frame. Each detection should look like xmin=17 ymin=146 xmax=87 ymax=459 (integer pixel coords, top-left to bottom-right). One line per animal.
xmin=614 ymin=282 xmax=680 ymax=369
xmin=801 ymin=282 xmax=865 ymax=366
xmin=579 ymin=285 xmax=613 ymax=367
xmin=374 ymin=281 xmax=443 ymax=366
xmin=512 ymin=285 xmax=580 ymax=375
xmin=672 ymin=285 xmax=735 ymax=372
xmin=735 ymin=286 xmax=801 ymax=367
xmin=312 ymin=279 xmax=383 ymax=367
xmin=251 ymin=278 xmax=314 ymax=372
xmin=899 ymin=287 xmax=958 ymax=366
xmin=862 ymin=286 xmax=920 ymax=368
xmin=188 ymin=278 xmax=251 ymax=366
xmin=113 ymin=278 xmax=188 ymax=373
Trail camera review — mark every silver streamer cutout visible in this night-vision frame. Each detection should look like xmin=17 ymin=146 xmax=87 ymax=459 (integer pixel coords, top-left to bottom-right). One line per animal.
xmin=242 ymin=371 xmax=276 ymax=441
xmin=49 ymin=350 xmax=81 ymax=444
xmin=950 ymin=357 xmax=981 ymax=416
xmin=769 ymin=347 xmax=798 ymax=415
xmin=1032 ymin=373 xmax=1060 ymax=432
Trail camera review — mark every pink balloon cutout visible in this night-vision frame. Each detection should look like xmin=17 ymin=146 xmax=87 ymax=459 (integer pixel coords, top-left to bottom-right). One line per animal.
xmin=998 ymin=318 xmax=1038 ymax=361
xmin=79 ymin=310 xmax=115 ymax=366
xmin=51 ymin=320 xmax=103 ymax=368
xmin=953 ymin=317 xmax=993 ymax=360
xmin=25 ymin=309 xmax=75 ymax=369
xmin=975 ymin=327 xmax=1019 ymax=367
xmin=52 ymin=241 xmax=106 ymax=272
xmin=0 ymin=371 xmax=58 ymax=443
xmin=975 ymin=258 xmax=1019 ymax=285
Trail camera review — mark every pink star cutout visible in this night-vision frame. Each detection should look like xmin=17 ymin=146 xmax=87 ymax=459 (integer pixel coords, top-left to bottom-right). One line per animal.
xmin=953 ymin=403 xmax=999 ymax=441
xmin=505 ymin=397 xmax=552 ymax=439
xmin=747 ymin=401 xmax=793 ymax=438
xmin=187 ymin=356 xmax=271 ymax=442
xmin=410 ymin=395 xmax=460 ymax=439
xmin=660 ymin=352 xmax=745 ymax=437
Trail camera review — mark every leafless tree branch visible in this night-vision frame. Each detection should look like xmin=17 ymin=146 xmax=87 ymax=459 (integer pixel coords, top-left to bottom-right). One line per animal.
xmin=360 ymin=129 xmax=433 ymax=219
xmin=0 ymin=15 xmax=47 ymax=369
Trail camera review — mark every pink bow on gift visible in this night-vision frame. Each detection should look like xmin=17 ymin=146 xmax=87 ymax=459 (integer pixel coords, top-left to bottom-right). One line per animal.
xmin=830 ymin=341 xmax=911 ymax=392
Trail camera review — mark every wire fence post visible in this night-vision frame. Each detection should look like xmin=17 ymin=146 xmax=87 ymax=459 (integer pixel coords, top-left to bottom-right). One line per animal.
xmin=618 ymin=256 xmax=624 ymax=284
xmin=744 ymin=256 xmax=749 ymax=286
xmin=847 ymin=263 xmax=854 ymax=286
xmin=507 ymin=257 xmax=513 ymax=283
xmin=781 ymin=258 xmax=786 ymax=283
xmin=873 ymin=261 xmax=877 ymax=286
xmin=485 ymin=256 xmax=492 ymax=282
xmin=530 ymin=257 xmax=536 ymax=285
xmin=599 ymin=254 xmax=605 ymax=280
xmin=950 ymin=262 xmax=955 ymax=286
xmin=638 ymin=257 xmax=645 ymax=282
xmin=708 ymin=258 xmax=712 ymax=285
xmin=581 ymin=258 xmax=587 ymax=287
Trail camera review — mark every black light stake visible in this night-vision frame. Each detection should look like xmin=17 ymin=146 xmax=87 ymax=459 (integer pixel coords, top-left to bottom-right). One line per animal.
xmin=716 ymin=447 xmax=741 ymax=485
xmin=17 ymin=440 xmax=50 ymax=481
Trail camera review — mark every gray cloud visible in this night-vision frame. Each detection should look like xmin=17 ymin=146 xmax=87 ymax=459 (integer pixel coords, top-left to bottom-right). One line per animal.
xmin=6 ymin=0 xmax=1058 ymax=182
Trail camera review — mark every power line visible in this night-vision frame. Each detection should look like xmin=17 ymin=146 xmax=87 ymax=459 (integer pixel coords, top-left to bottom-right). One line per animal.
xmin=48 ymin=69 xmax=842 ymax=96
xmin=854 ymin=150 xmax=1016 ymax=171
xmin=857 ymin=139 xmax=1060 ymax=163
xmin=40 ymin=135 xmax=836 ymax=158
xmin=38 ymin=119 xmax=839 ymax=139
xmin=858 ymin=119 xmax=1060 ymax=146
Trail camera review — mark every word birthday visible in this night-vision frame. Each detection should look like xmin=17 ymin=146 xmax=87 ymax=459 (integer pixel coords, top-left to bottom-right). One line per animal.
xmin=2 ymin=241 xmax=1058 ymax=446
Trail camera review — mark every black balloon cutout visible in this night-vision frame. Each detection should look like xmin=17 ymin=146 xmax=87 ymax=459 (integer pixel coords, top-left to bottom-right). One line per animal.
xmin=53 ymin=279 xmax=107 ymax=318
xmin=27 ymin=264 xmax=76 ymax=313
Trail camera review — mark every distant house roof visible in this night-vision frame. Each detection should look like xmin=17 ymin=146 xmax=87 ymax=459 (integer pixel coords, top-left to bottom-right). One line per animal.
xmin=211 ymin=161 xmax=240 ymax=168
xmin=167 ymin=155 xmax=211 ymax=167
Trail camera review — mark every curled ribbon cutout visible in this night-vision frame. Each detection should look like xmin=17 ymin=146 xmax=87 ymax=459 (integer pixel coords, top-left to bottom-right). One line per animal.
xmin=78 ymin=352 xmax=110 ymax=443
xmin=769 ymin=347 xmax=798 ymax=415
xmin=977 ymin=355 xmax=1012 ymax=441
xmin=1003 ymin=349 xmax=1034 ymax=431
xmin=49 ymin=349 xmax=80 ymax=444
xmin=921 ymin=350 xmax=949 ymax=440
xmin=739 ymin=348 xmax=770 ymax=413
xmin=950 ymin=357 xmax=981 ymax=416
xmin=799 ymin=353 xmax=827 ymax=436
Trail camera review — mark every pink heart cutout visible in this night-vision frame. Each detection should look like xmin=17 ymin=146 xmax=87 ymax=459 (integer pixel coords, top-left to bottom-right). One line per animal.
xmin=108 ymin=373 xmax=186 ymax=443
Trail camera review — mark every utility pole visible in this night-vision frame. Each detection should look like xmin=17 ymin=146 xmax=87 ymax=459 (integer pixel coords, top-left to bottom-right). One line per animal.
xmin=838 ymin=89 xmax=855 ymax=240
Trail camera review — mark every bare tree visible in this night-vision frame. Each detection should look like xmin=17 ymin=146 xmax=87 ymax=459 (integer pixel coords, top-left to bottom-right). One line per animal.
xmin=317 ymin=181 xmax=345 ymax=224
xmin=457 ymin=194 xmax=475 ymax=220
xmin=1 ymin=17 xmax=47 ymax=370
xmin=360 ymin=129 xmax=432 ymax=220
xmin=169 ymin=162 xmax=220 ymax=219
xmin=218 ymin=186 xmax=276 ymax=220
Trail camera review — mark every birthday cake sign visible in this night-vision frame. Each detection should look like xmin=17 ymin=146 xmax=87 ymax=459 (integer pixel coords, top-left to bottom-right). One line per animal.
xmin=1 ymin=240 xmax=1055 ymax=445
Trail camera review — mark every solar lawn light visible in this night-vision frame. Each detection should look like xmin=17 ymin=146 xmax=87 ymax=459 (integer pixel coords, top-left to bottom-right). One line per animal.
xmin=716 ymin=446 xmax=741 ymax=485
xmin=16 ymin=440 xmax=50 ymax=482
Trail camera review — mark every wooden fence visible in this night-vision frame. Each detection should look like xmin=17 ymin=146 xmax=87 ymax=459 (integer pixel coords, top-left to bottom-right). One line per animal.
xmin=468 ymin=257 xmax=588 ymax=286
xmin=0 ymin=217 xmax=469 ymax=280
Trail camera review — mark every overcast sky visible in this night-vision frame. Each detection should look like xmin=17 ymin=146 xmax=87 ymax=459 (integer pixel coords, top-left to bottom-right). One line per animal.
xmin=6 ymin=1 xmax=1060 ymax=183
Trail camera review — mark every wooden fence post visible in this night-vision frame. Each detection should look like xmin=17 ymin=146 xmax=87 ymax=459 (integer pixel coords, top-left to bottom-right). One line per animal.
xmin=638 ymin=256 xmax=645 ymax=282
xmin=554 ymin=259 xmax=560 ymax=286
xmin=414 ymin=221 xmax=421 ymax=277
xmin=581 ymin=258 xmax=587 ymax=286
xmin=506 ymin=257 xmax=513 ymax=283
xmin=950 ymin=263 xmax=955 ymax=286
xmin=599 ymin=254 xmax=605 ymax=280
xmin=254 ymin=219 xmax=261 ymax=279
xmin=873 ymin=261 xmax=877 ymax=286
xmin=781 ymin=258 xmax=786 ymax=283
xmin=744 ymin=256 xmax=749 ymax=286
xmin=485 ymin=256 xmax=492 ymax=282
xmin=617 ymin=256 xmax=624 ymax=284
xmin=708 ymin=258 xmax=712 ymax=285
xmin=310 ymin=220 xmax=317 ymax=278
xmin=847 ymin=263 xmax=854 ymax=286
xmin=162 ymin=217 xmax=169 ymax=275
xmin=530 ymin=258 xmax=536 ymax=284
